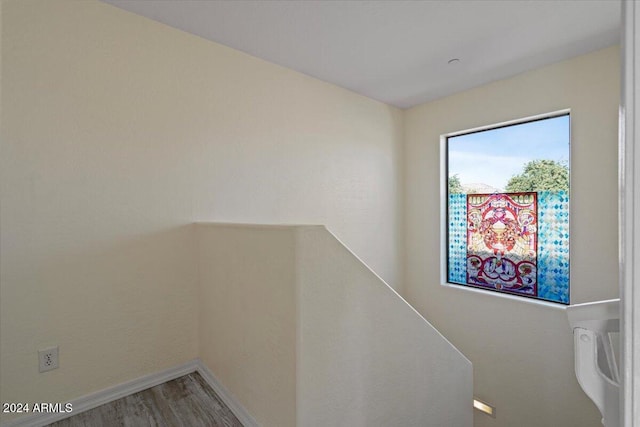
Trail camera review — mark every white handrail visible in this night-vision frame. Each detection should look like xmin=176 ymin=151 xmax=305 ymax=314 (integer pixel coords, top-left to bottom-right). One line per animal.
xmin=567 ymin=299 xmax=620 ymax=427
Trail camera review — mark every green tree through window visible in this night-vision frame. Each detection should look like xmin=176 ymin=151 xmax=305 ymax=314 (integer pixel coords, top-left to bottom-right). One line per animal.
xmin=505 ymin=159 xmax=569 ymax=192
xmin=448 ymin=174 xmax=463 ymax=194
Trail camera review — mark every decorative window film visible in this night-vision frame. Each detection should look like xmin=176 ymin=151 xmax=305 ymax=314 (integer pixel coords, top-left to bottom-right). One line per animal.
xmin=445 ymin=113 xmax=570 ymax=304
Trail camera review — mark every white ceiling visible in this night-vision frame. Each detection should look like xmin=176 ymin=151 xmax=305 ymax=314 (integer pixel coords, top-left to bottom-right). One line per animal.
xmin=102 ymin=0 xmax=621 ymax=109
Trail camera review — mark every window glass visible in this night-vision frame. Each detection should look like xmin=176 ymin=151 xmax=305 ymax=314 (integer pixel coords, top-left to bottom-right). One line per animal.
xmin=446 ymin=113 xmax=570 ymax=304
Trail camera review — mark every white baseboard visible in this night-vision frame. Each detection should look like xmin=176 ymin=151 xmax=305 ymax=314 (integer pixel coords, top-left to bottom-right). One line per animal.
xmin=194 ymin=360 xmax=260 ymax=427
xmin=1 ymin=359 xmax=258 ymax=427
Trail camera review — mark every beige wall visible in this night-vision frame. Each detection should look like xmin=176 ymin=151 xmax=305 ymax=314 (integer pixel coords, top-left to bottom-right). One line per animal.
xmin=403 ymin=46 xmax=620 ymax=427
xmin=197 ymin=223 xmax=472 ymax=427
xmin=296 ymin=226 xmax=472 ymax=426
xmin=1 ymin=1 xmax=622 ymax=425
xmin=0 ymin=1 xmax=403 ymax=421
xmin=197 ymin=224 xmax=297 ymax=427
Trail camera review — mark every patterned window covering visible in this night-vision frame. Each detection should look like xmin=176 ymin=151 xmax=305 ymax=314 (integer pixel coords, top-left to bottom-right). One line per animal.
xmin=448 ymin=190 xmax=569 ymax=304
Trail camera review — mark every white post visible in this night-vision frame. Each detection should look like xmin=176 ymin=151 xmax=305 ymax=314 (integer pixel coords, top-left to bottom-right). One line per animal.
xmin=620 ymin=2 xmax=639 ymax=427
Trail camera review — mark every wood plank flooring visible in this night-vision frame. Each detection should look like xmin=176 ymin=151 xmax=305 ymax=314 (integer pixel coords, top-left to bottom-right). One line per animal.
xmin=46 ymin=373 xmax=243 ymax=427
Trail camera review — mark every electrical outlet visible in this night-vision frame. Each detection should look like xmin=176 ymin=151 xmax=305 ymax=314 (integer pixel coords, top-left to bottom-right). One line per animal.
xmin=38 ymin=346 xmax=59 ymax=372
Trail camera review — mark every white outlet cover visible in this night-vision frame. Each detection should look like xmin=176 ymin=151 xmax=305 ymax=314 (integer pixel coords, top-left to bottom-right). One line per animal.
xmin=38 ymin=346 xmax=59 ymax=372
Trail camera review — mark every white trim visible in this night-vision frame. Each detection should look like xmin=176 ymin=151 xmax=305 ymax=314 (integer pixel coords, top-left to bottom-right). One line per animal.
xmin=1 ymin=360 xmax=258 ymax=427
xmin=620 ymin=2 xmax=639 ymax=426
xmin=195 ymin=360 xmax=260 ymax=427
xmin=445 ymin=282 xmax=567 ymax=310
xmin=439 ymin=109 xmax=572 ymax=308
xmin=440 ymin=134 xmax=448 ymax=286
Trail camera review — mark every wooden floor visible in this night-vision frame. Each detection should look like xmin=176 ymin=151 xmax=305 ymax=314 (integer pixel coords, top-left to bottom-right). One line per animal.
xmin=46 ymin=373 xmax=243 ymax=427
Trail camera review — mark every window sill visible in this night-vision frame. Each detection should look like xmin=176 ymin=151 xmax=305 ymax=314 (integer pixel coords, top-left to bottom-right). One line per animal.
xmin=441 ymin=282 xmax=569 ymax=310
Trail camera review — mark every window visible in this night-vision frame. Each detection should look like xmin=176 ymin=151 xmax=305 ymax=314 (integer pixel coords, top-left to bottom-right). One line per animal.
xmin=443 ymin=112 xmax=570 ymax=304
